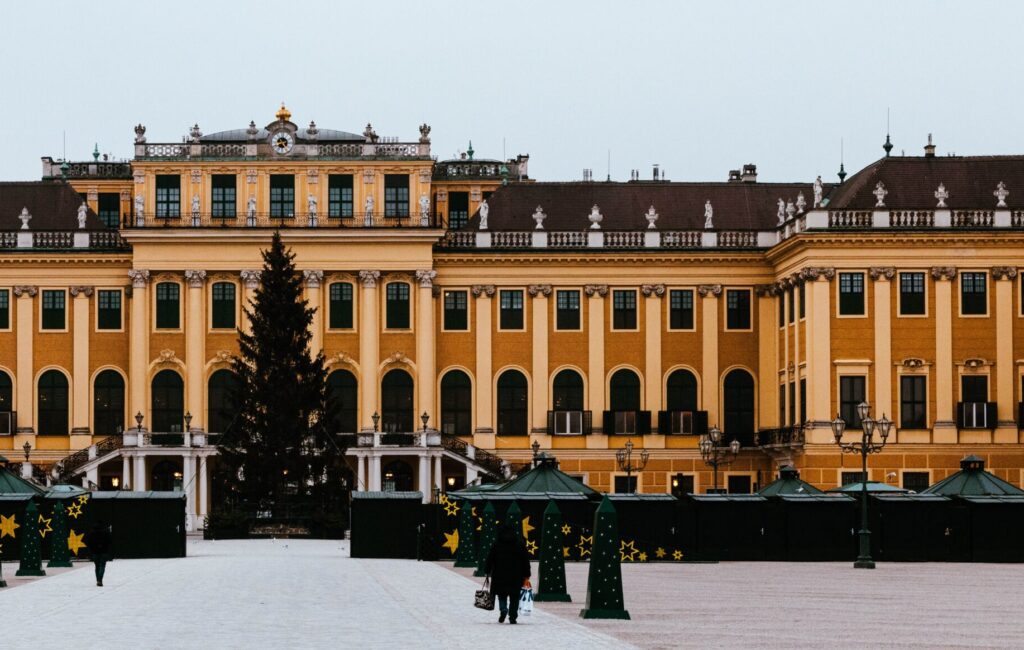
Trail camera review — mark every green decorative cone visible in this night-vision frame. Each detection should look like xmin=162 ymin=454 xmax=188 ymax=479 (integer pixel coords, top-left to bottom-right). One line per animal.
xmin=535 ymin=499 xmax=571 ymax=602
xmin=453 ymin=499 xmax=477 ymax=567
xmin=47 ymin=501 xmax=72 ymax=568
xmin=580 ymin=496 xmax=629 ymax=619
xmin=506 ymin=501 xmax=525 ymax=543
xmin=16 ymin=501 xmax=46 ymax=577
xmin=474 ymin=501 xmax=497 ymax=577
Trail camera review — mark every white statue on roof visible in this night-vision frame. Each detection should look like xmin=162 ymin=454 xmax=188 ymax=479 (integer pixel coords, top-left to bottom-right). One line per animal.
xmin=533 ymin=205 xmax=546 ymax=230
xmin=364 ymin=193 xmax=375 ymax=226
xmin=77 ymin=201 xmax=87 ymax=229
xmin=813 ymin=176 xmax=823 ymax=208
xmin=777 ymin=198 xmax=786 ymax=224
xmin=935 ymin=183 xmax=949 ymax=208
xmin=19 ymin=207 xmax=32 ymax=230
xmin=588 ymin=204 xmax=602 ymax=230
xmin=796 ymin=192 xmax=806 ymax=214
xmin=994 ymin=181 xmax=1009 ymax=208
xmin=134 ymin=195 xmax=144 ymax=226
xmin=478 ymin=199 xmax=489 ymax=230
xmin=873 ymin=182 xmax=888 ymax=207
xmin=786 ymin=201 xmax=796 ymax=220
xmin=703 ymin=200 xmax=713 ymax=229
xmin=645 ymin=205 xmax=658 ymax=230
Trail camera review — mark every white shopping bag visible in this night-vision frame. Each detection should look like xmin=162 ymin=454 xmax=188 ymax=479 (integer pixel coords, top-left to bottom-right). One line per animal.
xmin=519 ymin=581 xmax=534 ymax=616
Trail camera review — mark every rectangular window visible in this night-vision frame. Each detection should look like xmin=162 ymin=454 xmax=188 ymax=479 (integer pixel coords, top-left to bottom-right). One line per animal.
xmin=386 ymin=283 xmax=410 ymax=329
xmin=448 ymin=191 xmax=469 ymax=229
xmin=726 ymin=289 xmax=751 ymax=330
xmin=899 ymin=272 xmax=926 ymax=315
xmin=669 ymin=290 xmax=694 ymax=330
xmin=499 ymin=290 xmax=524 ymax=330
xmin=788 ymin=382 xmax=796 ymax=426
xmin=788 ymin=287 xmax=795 ymax=324
xmin=98 ymin=193 xmax=120 ymax=228
xmin=727 ymin=475 xmax=752 ymax=494
xmin=155 ymin=175 xmax=180 ymax=218
xmin=841 ymin=471 xmax=866 ymax=486
xmin=0 ymin=289 xmax=8 ymax=329
xmin=443 ymin=290 xmax=468 ymax=330
xmin=613 ymin=475 xmax=638 ymax=494
xmin=838 ymin=272 xmax=865 ymax=315
xmin=900 ymin=375 xmax=927 ymax=429
xmin=779 ymin=385 xmax=786 ymax=427
xmin=211 ymin=283 xmax=236 ymax=329
xmin=155 ymin=283 xmax=180 ymax=329
xmin=556 ymin=290 xmax=581 ymax=330
xmin=329 ymin=283 xmax=353 ymax=329
xmin=41 ymin=290 xmax=65 ymax=330
xmin=384 ymin=174 xmax=410 ymax=217
xmin=612 ymin=290 xmax=637 ymax=330
xmin=270 ymin=175 xmax=295 ymax=217
xmin=778 ymin=293 xmax=785 ymax=327
xmin=799 ymin=282 xmax=805 ymax=319
xmin=902 ymin=471 xmax=931 ymax=493
xmin=799 ymin=378 xmax=807 ymax=424
xmin=960 ymin=272 xmax=988 ymax=315
xmin=97 ymin=290 xmax=121 ymax=330
xmin=839 ymin=376 xmax=866 ymax=429
xmin=211 ymin=175 xmax=237 ymax=218
xmin=328 ymin=174 xmax=354 ymax=218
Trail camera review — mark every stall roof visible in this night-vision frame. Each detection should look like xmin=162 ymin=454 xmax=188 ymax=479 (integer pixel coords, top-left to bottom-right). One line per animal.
xmin=607 ymin=493 xmax=678 ymax=502
xmin=872 ymin=493 xmax=951 ymax=503
xmin=958 ymin=495 xmax=1024 ymax=504
xmin=828 ymin=481 xmax=909 ymax=494
xmin=454 ymin=491 xmax=591 ymax=502
xmin=921 ymin=455 xmax=1024 ymax=497
xmin=495 ymin=459 xmax=598 ymax=496
xmin=0 ymin=467 xmax=46 ymax=495
xmin=758 ymin=466 xmax=825 ymax=496
xmin=690 ymin=494 xmax=768 ymax=503
xmin=351 ymin=491 xmax=423 ymax=500
xmin=46 ymin=484 xmax=88 ymax=498
xmin=89 ymin=491 xmax=186 ymax=500
xmin=0 ymin=493 xmax=34 ymax=503
xmin=777 ymin=494 xmax=855 ymax=503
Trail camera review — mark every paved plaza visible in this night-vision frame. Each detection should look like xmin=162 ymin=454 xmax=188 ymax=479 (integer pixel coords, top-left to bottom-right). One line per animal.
xmin=1 ymin=540 xmax=1022 ymax=649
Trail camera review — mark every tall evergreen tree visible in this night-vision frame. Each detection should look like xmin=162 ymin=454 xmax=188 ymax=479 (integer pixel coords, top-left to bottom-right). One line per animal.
xmin=217 ymin=232 xmax=336 ymax=516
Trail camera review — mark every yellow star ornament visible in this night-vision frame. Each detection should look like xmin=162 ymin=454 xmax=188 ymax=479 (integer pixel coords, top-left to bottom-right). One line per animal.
xmin=655 ymin=547 xmax=667 ymax=559
xmin=526 ymin=539 xmax=538 ymax=555
xmin=561 ymin=524 xmax=571 ymax=535
xmin=38 ymin=514 xmax=53 ymax=539
xmin=443 ymin=500 xmax=460 ymax=517
xmin=563 ymin=546 xmax=571 ymax=558
xmin=0 ymin=513 xmax=18 ymax=538
xmin=576 ymin=535 xmax=592 ymax=558
xmin=639 ymin=551 xmax=648 ymax=562
xmin=442 ymin=529 xmax=459 ymax=554
xmin=619 ymin=539 xmax=639 ymax=562
xmin=76 ymin=495 xmax=90 ymax=505
xmin=67 ymin=529 xmax=87 ymax=556
xmin=67 ymin=502 xmax=83 ymax=519
xmin=521 ymin=516 xmax=535 ymax=539
xmin=672 ymin=550 xmax=684 ymax=561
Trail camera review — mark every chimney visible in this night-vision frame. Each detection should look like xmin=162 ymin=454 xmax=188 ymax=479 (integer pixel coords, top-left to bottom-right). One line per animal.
xmin=924 ymin=133 xmax=936 ymax=158
xmin=741 ymin=164 xmax=757 ymax=183
xmin=653 ymin=164 xmax=660 ymax=181
xmin=582 ymin=168 xmax=592 ymax=182
xmin=728 ymin=169 xmax=742 ymax=183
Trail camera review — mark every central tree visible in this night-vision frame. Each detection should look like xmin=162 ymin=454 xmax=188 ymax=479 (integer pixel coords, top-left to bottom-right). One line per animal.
xmin=218 ymin=231 xmax=337 ymax=517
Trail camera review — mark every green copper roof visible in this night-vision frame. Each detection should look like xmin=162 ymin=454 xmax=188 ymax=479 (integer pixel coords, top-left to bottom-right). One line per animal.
xmin=0 ymin=466 xmax=46 ymax=495
xmin=922 ymin=455 xmax=1024 ymax=497
xmin=758 ymin=466 xmax=825 ymax=496
xmin=828 ymin=481 xmax=909 ymax=494
xmin=497 ymin=458 xmax=599 ymax=496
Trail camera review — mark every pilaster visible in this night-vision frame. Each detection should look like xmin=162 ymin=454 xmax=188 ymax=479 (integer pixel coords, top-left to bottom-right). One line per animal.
xmin=472 ymin=285 xmax=495 ymax=440
xmin=184 ymin=270 xmax=206 ymax=432
xmin=585 ymin=285 xmax=608 ymax=429
xmin=239 ymin=270 xmax=260 ymax=334
xmin=641 ymin=284 xmax=664 ymax=419
xmin=14 ymin=285 xmax=36 ymax=436
xmin=415 ymin=270 xmax=437 ymax=423
xmin=529 ymin=284 xmax=551 ymax=432
xmin=698 ymin=284 xmax=721 ymax=425
xmin=801 ymin=267 xmax=835 ymax=443
xmin=870 ymin=267 xmax=895 ymax=424
xmin=931 ymin=266 xmax=956 ymax=442
xmin=358 ymin=271 xmax=381 ymax=430
xmin=70 ymin=285 xmax=93 ymax=445
xmin=992 ymin=266 xmax=1018 ymax=442
xmin=304 ymin=270 xmax=324 ymax=357
xmin=128 ymin=270 xmax=150 ymax=421
xmin=755 ymin=285 xmax=777 ymax=428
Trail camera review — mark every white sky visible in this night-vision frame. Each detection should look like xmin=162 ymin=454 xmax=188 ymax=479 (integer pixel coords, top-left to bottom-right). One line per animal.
xmin=1 ymin=0 xmax=1020 ymax=183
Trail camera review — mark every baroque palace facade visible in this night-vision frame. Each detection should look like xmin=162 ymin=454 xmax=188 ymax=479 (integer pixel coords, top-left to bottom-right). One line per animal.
xmin=2 ymin=105 xmax=1024 ymax=529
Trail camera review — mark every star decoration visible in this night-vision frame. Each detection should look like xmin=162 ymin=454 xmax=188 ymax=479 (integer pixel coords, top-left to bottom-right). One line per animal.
xmin=561 ymin=524 xmax=571 ymax=535
xmin=471 ymin=506 xmax=477 ymax=517
xmin=576 ymin=535 xmax=592 ymax=558
xmin=526 ymin=539 xmax=538 ymax=555
xmin=76 ymin=495 xmax=89 ymax=505
xmin=563 ymin=546 xmax=571 ymax=558
xmin=437 ymin=493 xmax=450 ymax=505
xmin=655 ymin=547 xmax=666 ymax=559
xmin=521 ymin=516 xmax=535 ymax=539
xmin=67 ymin=502 xmax=83 ymax=519
xmin=0 ymin=513 xmax=18 ymax=538
xmin=38 ymin=514 xmax=53 ymax=539
xmin=443 ymin=500 xmax=460 ymax=517
xmin=476 ymin=517 xmax=483 ymax=532
xmin=67 ymin=529 xmax=86 ymax=556
xmin=639 ymin=551 xmax=648 ymax=562
xmin=672 ymin=550 xmax=683 ymax=561
xmin=619 ymin=539 xmax=639 ymax=562
xmin=441 ymin=529 xmax=459 ymax=554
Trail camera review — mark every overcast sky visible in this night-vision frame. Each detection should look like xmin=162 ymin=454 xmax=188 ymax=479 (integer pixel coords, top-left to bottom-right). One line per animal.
xmin=1 ymin=1 xmax=1019 ymax=183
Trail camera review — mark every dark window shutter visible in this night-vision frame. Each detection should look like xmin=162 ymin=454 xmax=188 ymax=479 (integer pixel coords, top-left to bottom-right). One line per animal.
xmin=602 ymin=411 xmax=614 ymax=434
xmin=547 ymin=410 xmax=554 ymax=434
xmin=638 ymin=411 xmax=652 ymax=435
xmin=985 ymin=402 xmax=997 ymax=428
xmin=695 ymin=411 xmax=709 ymax=436
xmin=657 ymin=410 xmax=669 ymax=434
xmin=582 ymin=411 xmax=592 ymax=435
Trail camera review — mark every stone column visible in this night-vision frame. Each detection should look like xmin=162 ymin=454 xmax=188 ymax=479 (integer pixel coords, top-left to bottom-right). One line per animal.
xmin=184 ymin=270 xmax=207 ymax=432
xmin=932 ymin=266 xmax=956 ymax=441
xmin=128 ymin=270 xmax=150 ymax=421
xmin=70 ymin=286 xmax=93 ymax=446
xmin=641 ymin=284 xmax=665 ymax=420
xmin=134 ymin=455 xmax=146 ymax=490
xmin=198 ymin=455 xmax=209 ymax=523
xmin=356 ymin=454 xmax=366 ymax=491
xmin=585 ymin=285 xmax=608 ymax=431
xmin=370 ymin=454 xmax=381 ymax=491
xmin=472 ymin=285 xmax=495 ymax=439
xmin=183 ymin=454 xmax=196 ymax=530
xmin=13 ymin=286 xmax=37 ymax=436
xmin=870 ymin=267 xmax=895 ymax=424
xmin=992 ymin=267 xmax=1018 ymax=442
xmin=418 ymin=454 xmax=429 ymax=503
xmin=755 ymin=285 xmax=778 ymax=428
xmin=122 ymin=454 xmax=131 ymax=489
xmin=358 ymin=271 xmax=381 ymax=430
xmin=239 ymin=270 xmax=261 ymax=334
xmin=304 ymin=270 xmax=324 ymax=357
xmin=698 ymin=284 xmax=722 ymax=425
xmin=529 ymin=284 xmax=552 ymax=433
xmin=433 ymin=454 xmax=442 ymax=494
xmin=415 ymin=270 xmax=438 ymax=424
xmin=802 ymin=267 xmax=835 ymax=443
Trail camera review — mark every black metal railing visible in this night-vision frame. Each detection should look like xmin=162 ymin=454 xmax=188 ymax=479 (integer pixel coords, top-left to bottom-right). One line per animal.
xmin=656 ymin=410 xmax=708 ymax=435
xmin=439 ymin=434 xmax=504 ymax=478
xmin=547 ymin=410 xmax=593 ymax=435
xmin=754 ymin=425 xmax=806 ymax=448
xmin=957 ymin=402 xmax=997 ymax=429
xmin=601 ymin=410 xmax=652 ymax=435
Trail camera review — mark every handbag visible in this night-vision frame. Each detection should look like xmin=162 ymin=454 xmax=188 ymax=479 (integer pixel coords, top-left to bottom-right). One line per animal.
xmin=474 ymin=578 xmax=495 ymax=611
xmin=519 ymin=580 xmax=534 ymax=616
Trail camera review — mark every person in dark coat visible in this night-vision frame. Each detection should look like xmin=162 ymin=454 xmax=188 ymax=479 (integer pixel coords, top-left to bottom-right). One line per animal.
xmin=484 ymin=522 xmax=531 ymax=624
xmin=83 ymin=521 xmax=112 ymax=587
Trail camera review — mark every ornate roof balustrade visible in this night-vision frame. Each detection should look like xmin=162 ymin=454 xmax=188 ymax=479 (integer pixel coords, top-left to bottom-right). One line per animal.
xmin=134 ymin=139 xmax=430 ymax=161
xmin=437 ymin=228 xmax=777 ymax=250
xmin=0 ymin=229 xmax=129 ymax=251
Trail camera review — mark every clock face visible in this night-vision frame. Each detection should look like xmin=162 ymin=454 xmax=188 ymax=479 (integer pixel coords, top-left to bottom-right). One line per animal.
xmin=271 ymin=131 xmax=294 ymax=155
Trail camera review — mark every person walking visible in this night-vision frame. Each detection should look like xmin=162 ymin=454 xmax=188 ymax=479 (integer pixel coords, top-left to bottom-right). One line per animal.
xmin=83 ymin=521 xmax=112 ymax=587
xmin=484 ymin=522 xmax=531 ymax=624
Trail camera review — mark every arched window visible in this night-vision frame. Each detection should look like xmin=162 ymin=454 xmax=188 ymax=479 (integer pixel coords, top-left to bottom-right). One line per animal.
xmin=93 ymin=370 xmax=125 ymax=436
xmin=609 ymin=369 xmax=641 ymax=411
xmin=381 ymin=369 xmax=414 ymax=432
xmin=151 ymin=370 xmax=184 ymax=432
xmin=551 ymin=369 xmax=585 ymax=435
xmin=327 ymin=370 xmax=358 ymax=433
xmin=723 ymin=369 xmax=756 ymax=439
xmin=440 ymin=370 xmax=472 ymax=436
xmin=666 ymin=369 xmax=698 ymax=412
xmin=207 ymin=370 xmax=239 ymax=434
xmin=38 ymin=370 xmax=69 ymax=435
xmin=0 ymin=371 xmax=12 ymax=434
xmin=496 ymin=370 xmax=528 ymax=436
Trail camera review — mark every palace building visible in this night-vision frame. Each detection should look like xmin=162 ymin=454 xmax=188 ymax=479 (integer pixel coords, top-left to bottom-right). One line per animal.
xmin=2 ymin=105 xmax=1024 ymax=529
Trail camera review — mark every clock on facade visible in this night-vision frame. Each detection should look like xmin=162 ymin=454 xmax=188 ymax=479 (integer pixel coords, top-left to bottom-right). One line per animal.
xmin=271 ymin=131 xmax=294 ymax=155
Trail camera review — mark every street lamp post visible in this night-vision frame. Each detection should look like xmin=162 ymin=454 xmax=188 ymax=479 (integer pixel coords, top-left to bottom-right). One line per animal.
xmin=615 ymin=440 xmax=649 ymax=494
xmin=831 ymin=401 xmax=892 ymax=569
xmin=698 ymin=426 xmax=740 ymax=493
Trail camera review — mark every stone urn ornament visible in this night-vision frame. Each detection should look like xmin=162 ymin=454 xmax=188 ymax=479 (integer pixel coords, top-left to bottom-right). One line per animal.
xmin=588 ymin=205 xmax=603 ymax=230
xmin=645 ymin=205 xmax=658 ymax=229
xmin=533 ymin=205 xmax=546 ymax=230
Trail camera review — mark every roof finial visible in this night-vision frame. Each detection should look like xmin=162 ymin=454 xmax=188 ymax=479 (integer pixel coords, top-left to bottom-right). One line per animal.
xmin=92 ymin=143 xmax=100 ymax=162
xmin=467 ymin=140 xmax=474 ymax=160
xmin=924 ymin=133 xmax=936 ymax=157
xmin=275 ymin=102 xmax=291 ymax=122
xmin=883 ymin=108 xmax=893 ymax=157
xmin=837 ymin=138 xmax=847 ymax=184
